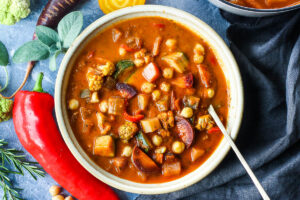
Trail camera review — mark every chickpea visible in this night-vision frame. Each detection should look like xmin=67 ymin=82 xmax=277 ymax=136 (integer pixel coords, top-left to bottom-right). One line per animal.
xmin=194 ymin=43 xmax=205 ymax=55
xmin=134 ymin=49 xmax=146 ymax=59
xmin=134 ymin=58 xmax=145 ymax=67
xmin=122 ymin=146 xmax=133 ymax=157
xmin=155 ymin=146 xmax=166 ymax=154
xmin=49 ymin=185 xmax=61 ymax=196
xmin=152 ymin=135 xmax=163 ymax=146
xmin=181 ymin=107 xmax=193 ymax=118
xmin=193 ymin=54 xmax=204 ymax=64
xmin=90 ymin=92 xmax=99 ymax=103
xmin=141 ymin=82 xmax=156 ymax=93
xmin=165 ymin=39 xmax=177 ymax=50
xmin=52 ymin=195 xmax=64 ymax=200
xmin=119 ymin=47 xmax=126 ymax=56
xmin=160 ymin=82 xmax=171 ymax=92
xmin=172 ymin=141 xmax=185 ymax=154
xmin=207 ymin=88 xmax=215 ymax=98
xmin=144 ymin=55 xmax=151 ymax=64
xmin=99 ymin=100 xmax=108 ymax=113
xmin=68 ymin=99 xmax=79 ymax=110
xmin=163 ymin=68 xmax=174 ymax=79
xmin=65 ymin=197 xmax=74 ymax=200
xmin=152 ymin=90 xmax=161 ymax=101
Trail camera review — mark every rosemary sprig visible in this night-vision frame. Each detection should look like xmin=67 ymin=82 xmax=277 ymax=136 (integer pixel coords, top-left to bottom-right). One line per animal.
xmin=0 ymin=139 xmax=45 ymax=200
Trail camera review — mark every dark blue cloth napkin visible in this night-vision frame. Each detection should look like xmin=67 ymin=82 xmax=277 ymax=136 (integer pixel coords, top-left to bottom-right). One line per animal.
xmin=137 ymin=9 xmax=300 ymax=200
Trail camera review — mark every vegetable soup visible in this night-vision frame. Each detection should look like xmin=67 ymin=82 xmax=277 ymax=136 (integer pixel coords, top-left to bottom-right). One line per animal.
xmin=227 ymin=0 xmax=300 ymax=9
xmin=66 ymin=17 xmax=229 ymax=183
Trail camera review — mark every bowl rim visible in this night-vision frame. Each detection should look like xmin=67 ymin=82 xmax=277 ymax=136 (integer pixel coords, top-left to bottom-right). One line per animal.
xmin=55 ymin=5 xmax=244 ymax=194
xmin=215 ymin=0 xmax=300 ymax=12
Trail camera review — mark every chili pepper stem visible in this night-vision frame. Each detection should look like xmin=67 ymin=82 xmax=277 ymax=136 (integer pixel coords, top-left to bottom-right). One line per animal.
xmin=33 ymin=72 xmax=45 ymax=93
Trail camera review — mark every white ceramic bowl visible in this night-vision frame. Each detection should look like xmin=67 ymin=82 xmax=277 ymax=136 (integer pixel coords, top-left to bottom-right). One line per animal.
xmin=209 ymin=0 xmax=300 ymax=17
xmin=55 ymin=5 xmax=244 ymax=194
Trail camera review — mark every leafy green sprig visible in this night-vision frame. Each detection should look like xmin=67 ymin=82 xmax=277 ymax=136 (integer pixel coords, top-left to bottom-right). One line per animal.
xmin=0 ymin=41 xmax=9 ymax=92
xmin=0 ymin=139 xmax=45 ymax=200
xmin=12 ymin=11 xmax=83 ymax=71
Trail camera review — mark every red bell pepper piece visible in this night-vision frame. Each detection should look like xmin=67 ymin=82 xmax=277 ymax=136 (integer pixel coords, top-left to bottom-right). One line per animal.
xmin=123 ymin=111 xmax=144 ymax=122
xmin=13 ymin=73 xmax=119 ymax=200
xmin=120 ymin=44 xmax=137 ymax=52
xmin=207 ymin=127 xmax=221 ymax=134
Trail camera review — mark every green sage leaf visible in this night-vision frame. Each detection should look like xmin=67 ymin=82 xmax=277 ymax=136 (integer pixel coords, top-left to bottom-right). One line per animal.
xmin=49 ymin=50 xmax=61 ymax=71
xmin=49 ymin=43 xmax=59 ymax=54
xmin=12 ymin=40 xmax=50 ymax=63
xmin=0 ymin=41 xmax=9 ymax=66
xmin=36 ymin=25 xmax=60 ymax=47
xmin=0 ymin=66 xmax=9 ymax=92
xmin=58 ymin=11 xmax=83 ymax=48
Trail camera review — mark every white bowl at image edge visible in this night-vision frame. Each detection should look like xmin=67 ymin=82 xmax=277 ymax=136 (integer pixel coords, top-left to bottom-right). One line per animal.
xmin=55 ymin=5 xmax=244 ymax=194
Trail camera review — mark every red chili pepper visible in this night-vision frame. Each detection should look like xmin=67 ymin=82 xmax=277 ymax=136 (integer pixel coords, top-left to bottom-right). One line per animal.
xmin=123 ymin=111 xmax=144 ymax=122
xmin=207 ymin=127 xmax=221 ymax=134
xmin=13 ymin=73 xmax=119 ymax=200
xmin=120 ymin=44 xmax=137 ymax=52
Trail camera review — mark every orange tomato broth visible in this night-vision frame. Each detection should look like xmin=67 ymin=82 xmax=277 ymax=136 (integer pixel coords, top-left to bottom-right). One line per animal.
xmin=66 ymin=17 xmax=229 ymax=183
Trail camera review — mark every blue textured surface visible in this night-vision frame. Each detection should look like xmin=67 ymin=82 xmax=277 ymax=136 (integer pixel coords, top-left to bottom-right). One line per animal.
xmin=0 ymin=0 xmax=228 ymax=199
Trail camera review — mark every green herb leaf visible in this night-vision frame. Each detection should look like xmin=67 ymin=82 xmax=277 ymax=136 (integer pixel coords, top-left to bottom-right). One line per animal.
xmin=49 ymin=50 xmax=61 ymax=71
xmin=0 ymin=41 xmax=9 ymax=66
xmin=0 ymin=66 xmax=9 ymax=92
xmin=113 ymin=60 xmax=135 ymax=79
xmin=36 ymin=26 xmax=60 ymax=47
xmin=12 ymin=40 xmax=50 ymax=63
xmin=58 ymin=11 xmax=83 ymax=48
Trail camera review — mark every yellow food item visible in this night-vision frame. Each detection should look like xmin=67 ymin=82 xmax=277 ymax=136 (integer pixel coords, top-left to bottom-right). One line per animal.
xmin=99 ymin=0 xmax=146 ymax=14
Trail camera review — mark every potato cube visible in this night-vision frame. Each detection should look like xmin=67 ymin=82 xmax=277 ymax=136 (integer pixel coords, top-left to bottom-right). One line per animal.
xmin=94 ymin=135 xmax=115 ymax=157
xmin=138 ymin=94 xmax=150 ymax=110
xmin=190 ymin=148 xmax=205 ymax=162
xmin=108 ymin=96 xmax=125 ymax=115
xmin=162 ymin=161 xmax=181 ymax=177
xmin=140 ymin=118 xmax=162 ymax=133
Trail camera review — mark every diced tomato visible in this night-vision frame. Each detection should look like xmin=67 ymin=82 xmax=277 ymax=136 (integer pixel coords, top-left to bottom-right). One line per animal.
xmin=207 ymin=127 xmax=221 ymax=134
xmin=120 ymin=44 xmax=137 ymax=52
xmin=142 ymin=62 xmax=161 ymax=82
xmin=123 ymin=111 xmax=144 ymax=122
xmin=153 ymin=23 xmax=165 ymax=29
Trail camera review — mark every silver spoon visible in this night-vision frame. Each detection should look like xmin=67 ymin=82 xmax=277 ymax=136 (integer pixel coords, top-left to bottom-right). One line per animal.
xmin=208 ymin=105 xmax=270 ymax=200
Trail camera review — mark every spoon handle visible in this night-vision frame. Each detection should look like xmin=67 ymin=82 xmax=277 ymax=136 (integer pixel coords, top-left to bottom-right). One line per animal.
xmin=208 ymin=105 xmax=270 ymax=200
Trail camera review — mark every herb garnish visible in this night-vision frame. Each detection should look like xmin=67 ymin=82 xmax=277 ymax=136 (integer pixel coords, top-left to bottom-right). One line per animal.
xmin=0 ymin=139 xmax=45 ymax=200
xmin=0 ymin=41 xmax=9 ymax=92
xmin=12 ymin=11 xmax=83 ymax=71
